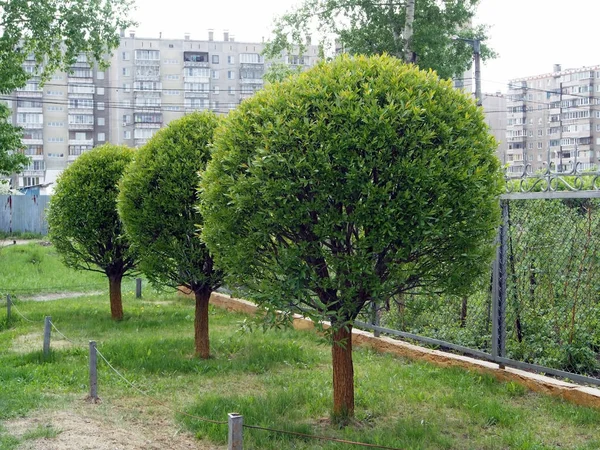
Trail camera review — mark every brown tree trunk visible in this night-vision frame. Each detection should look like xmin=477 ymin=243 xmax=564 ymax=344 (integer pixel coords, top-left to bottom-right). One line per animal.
xmin=332 ymin=325 xmax=354 ymax=421
xmin=194 ymin=288 xmax=211 ymax=359
xmin=108 ymin=273 xmax=123 ymax=321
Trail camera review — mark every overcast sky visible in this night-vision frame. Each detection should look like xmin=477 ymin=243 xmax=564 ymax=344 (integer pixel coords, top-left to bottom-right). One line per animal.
xmin=132 ymin=0 xmax=599 ymax=93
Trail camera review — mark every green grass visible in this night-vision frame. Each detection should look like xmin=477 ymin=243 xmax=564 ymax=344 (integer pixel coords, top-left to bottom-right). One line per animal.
xmin=0 ymin=242 xmax=142 ymax=297
xmin=2 ymin=291 xmax=600 ymax=449
xmin=0 ymin=231 xmax=44 ymax=240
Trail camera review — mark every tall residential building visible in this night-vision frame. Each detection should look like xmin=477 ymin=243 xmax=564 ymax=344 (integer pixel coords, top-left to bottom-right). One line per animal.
xmin=8 ymin=30 xmax=320 ymax=190
xmin=482 ymin=92 xmax=507 ymax=165
xmin=506 ymin=64 xmax=600 ymax=175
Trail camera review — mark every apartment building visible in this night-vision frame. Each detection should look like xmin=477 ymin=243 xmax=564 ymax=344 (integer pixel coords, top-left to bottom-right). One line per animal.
xmin=481 ymin=92 xmax=507 ymax=165
xmin=9 ymin=30 xmax=320 ymax=189
xmin=505 ymin=64 xmax=600 ymax=174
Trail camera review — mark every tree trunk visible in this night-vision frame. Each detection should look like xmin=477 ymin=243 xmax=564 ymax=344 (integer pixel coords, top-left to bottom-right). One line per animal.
xmin=108 ymin=273 xmax=123 ymax=321
xmin=331 ymin=325 xmax=354 ymax=421
xmin=194 ymin=288 xmax=211 ymax=359
xmin=403 ymin=0 xmax=416 ymax=63
xmin=460 ymin=296 xmax=467 ymax=328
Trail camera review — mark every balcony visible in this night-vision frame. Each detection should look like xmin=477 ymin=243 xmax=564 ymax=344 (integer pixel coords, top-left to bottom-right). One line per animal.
xmin=23 ymin=138 xmax=43 ymax=145
xmin=183 ymin=76 xmax=210 ymax=83
xmin=183 ymin=60 xmax=209 ymax=68
xmin=135 ymin=59 xmax=161 ymax=67
xmin=17 ymin=106 xmax=43 ymax=114
xmin=22 ymin=169 xmax=45 ymax=177
xmin=134 ymin=122 xmax=161 ymax=129
xmin=16 ymin=90 xmax=42 ymax=98
xmin=240 ymin=78 xmax=264 ymax=85
xmin=68 ymin=123 xmax=94 ymax=130
xmin=184 ymin=91 xmax=209 ymax=98
xmin=17 ymin=122 xmax=43 ymax=129
xmin=68 ymin=138 xmax=94 ymax=146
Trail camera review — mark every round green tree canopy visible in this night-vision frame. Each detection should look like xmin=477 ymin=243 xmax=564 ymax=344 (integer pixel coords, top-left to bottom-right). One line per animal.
xmin=200 ymin=54 xmax=503 ymax=323
xmin=118 ymin=111 xmax=222 ymax=292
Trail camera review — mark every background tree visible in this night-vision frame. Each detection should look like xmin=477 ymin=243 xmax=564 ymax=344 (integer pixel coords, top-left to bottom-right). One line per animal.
xmin=264 ymin=0 xmax=495 ymax=80
xmin=118 ymin=112 xmax=223 ymax=359
xmin=0 ymin=0 xmax=135 ymax=175
xmin=199 ymin=55 xmax=503 ymax=421
xmin=47 ymin=145 xmax=137 ymax=321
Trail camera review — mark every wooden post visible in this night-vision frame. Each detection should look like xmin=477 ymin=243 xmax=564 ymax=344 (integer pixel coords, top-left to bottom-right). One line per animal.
xmin=228 ymin=413 xmax=243 ymax=450
xmin=89 ymin=341 xmax=98 ymax=401
xmin=43 ymin=316 xmax=51 ymax=357
xmin=135 ymin=278 xmax=142 ymax=298
xmin=6 ymin=294 xmax=11 ymax=324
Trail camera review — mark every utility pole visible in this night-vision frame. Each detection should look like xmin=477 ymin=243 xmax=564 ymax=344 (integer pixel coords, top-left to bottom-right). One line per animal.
xmin=452 ymin=37 xmax=482 ymax=107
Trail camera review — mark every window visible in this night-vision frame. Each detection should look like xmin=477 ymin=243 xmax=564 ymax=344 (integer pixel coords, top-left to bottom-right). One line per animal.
xmin=96 ymin=87 xmax=105 ymax=95
xmin=98 ymin=132 xmax=105 ymax=142
xmin=184 ymin=83 xmax=209 ymax=92
xmin=537 ymin=142 xmax=543 ymax=149
xmin=537 ymin=129 xmax=543 ymax=136
xmin=68 ymin=84 xmax=95 ymax=95
xmin=227 ymin=55 xmax=235 ymax=64
xmin=47 ymin=106 xmax=63 ymax=111
xmin=240 ymin=53 xmax=262 ymax=63
xmin=122 ymin=68 xmax=130 ymax=76
xmin=528 ymin=143 xmax=533 ymax=150
xmin=47 ymin=121 xmax=64 ymax=127
xmin=184 ymin=67 xmax=210 ymax=77
xmin=228 ymin=86 xmax=234 ymax=95
xmin=97 ymin=71 xmax=105 ymax=80
xmin=97 ymin=117 xmax=105 ymax=126
xmin=123 ymin=83 xmax=131 ymax=92
xmin=123 ymin=130 xmax=131 ymax=139
xmin=134 ymin=128 xmax=156 ymax=139
xmin=227 ymin=70 xmax=235 ymax=79
xmin=122 ymin=51 xmax=130 ymax=61
xmin=46 ymin=90 xmax=63 ymax=96
xmin=122 ymin=114 xmax=131 ymax=124
xmin=213 ymin=86 xmax=220 ymax=94
xmin=212 ymin=70 xmax=219 ymax=79
xmin=97 ymin=102 xmax=104 ymax=110
xmin=68 ymin=114 xmax=94 ymax=125
xmin=164 ymin=90 xmax=180 ymax=95
xmin=212 ymin=55 xmax=219 ymax=64
xmin=69 ymin=98 xmax=93 ymax=109
xmin=165 ymin=74 xmax=179 ymax=80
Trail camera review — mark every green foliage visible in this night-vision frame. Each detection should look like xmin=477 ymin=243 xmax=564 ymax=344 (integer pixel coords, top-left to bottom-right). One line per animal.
xmin=118 ymin=112 xmax=222 ymax=293
xmin=0 ymin=103 xmax=28 ymax=176
xmin=47 ymin=144 xmax=137 ymax=278
xmin=264 ymin=0 xmax=495 ymax=80
xmin=0 ymin=0 xmax=135 ymax=176
xmin=200 ymin=54 xmax=503 ymax=330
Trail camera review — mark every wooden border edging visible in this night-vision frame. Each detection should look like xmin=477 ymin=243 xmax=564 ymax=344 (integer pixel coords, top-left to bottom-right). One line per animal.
xmin=204 ymin=291 xmax=600 ymax=409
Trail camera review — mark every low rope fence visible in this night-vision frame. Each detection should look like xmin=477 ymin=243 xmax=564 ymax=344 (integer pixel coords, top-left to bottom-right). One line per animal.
xmin=3 ymin=296 xmax=405 ymax=450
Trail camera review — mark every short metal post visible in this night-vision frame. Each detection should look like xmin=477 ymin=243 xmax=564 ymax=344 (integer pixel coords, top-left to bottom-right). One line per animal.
xmin=89 ymin=341 xmax=98 ymax=401
xmin=6 ymin=294 xmax=11 ymax=324
xmin=492 ymin=201 xmax=508 ymax=369
xmin=135 ymin=278 xmax=142 ymax=298
xmin=43 ymin=316 xmax=51 ymax=357
xmin=228 ymin=413 xmax=243 ymax=450
xmin=371 ymin=303 xmax=380 ymax=337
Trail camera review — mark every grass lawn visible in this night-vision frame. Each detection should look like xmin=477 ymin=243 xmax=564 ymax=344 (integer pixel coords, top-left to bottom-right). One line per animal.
xmin=1 ymin=243 xmax=600 ymax=449
xmin=0 ymin=242 xmax=140 ymax=297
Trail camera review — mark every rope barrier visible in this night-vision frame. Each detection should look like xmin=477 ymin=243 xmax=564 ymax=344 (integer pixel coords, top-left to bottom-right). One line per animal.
xmin=10 ymin=301 xmax=42 ymax=323
xmin=243 ymin=424 xmax=404 ymax=449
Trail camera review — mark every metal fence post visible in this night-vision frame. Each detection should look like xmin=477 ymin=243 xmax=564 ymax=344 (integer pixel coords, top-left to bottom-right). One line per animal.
xmin=228 ymin=413 xmax=243 ymax=450
xmin=492 ymin=201 xmax=508 ymax=368
xmin=135 ymin=278 xmax=142 ymax=298
xmin=89 ymin=341 xmax=98 ymax=401
xmin=43 ymin=316 xmax=51 ymax=357
xmin=6 ymin=294 xmax=11 ymax=324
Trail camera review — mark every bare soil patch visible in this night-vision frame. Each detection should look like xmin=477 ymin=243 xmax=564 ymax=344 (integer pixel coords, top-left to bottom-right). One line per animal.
xmin=4 ymin=408 xmax=222 ymax=450
xmin=11 ymin=332 xmax=72 ymax=353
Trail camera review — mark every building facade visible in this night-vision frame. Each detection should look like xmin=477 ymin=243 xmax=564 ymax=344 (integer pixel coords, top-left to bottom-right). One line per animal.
xmin=8 ymin=30 xmax=319 ymax=189
xmin=481 ymin=92 xmax=507 ymax=166
xmin=506 ymin=64 xmax=600 ymax=174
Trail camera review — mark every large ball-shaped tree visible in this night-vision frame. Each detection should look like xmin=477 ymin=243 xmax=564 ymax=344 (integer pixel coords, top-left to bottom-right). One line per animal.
xmin=199 ymin=54 xmax=503 ymax=420
xmin=47 ymin=144 xmax=137 ymax=320
xmin=118 ymin=112 xmax=222 ymax=359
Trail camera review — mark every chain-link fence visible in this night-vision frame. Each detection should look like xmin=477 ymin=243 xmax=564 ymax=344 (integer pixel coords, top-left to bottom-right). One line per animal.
xmin=369 ymin=191 xmax=600 ymax=384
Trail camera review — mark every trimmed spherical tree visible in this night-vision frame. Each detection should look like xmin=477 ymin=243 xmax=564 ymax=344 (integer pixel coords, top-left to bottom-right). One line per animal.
xmin=47 ymin=144 xmax=137 ymax=320
xmin=118 ymin=112 xmax=222 ymax=359
xmin=199 ymin=54 xmax=503 ymax=420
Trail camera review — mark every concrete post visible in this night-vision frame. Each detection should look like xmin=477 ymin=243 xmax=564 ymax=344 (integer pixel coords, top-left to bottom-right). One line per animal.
xmin=89 ymin=341 xmax=98 ymax=401
xmin=228 ymin=413 xmax=243 ymax=450
xmin=43 ymin=316 xmax=51 ymax=357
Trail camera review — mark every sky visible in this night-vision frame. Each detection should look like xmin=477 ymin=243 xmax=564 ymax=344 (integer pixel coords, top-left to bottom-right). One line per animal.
xmin=132 ymin=0 xmax=600 ymax=94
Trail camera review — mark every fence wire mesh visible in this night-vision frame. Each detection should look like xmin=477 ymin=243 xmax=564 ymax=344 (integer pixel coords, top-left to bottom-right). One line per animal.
xmin=373 ymin=195 xmax=600 ymax=381
xmin=504 ymin=198 xmax=600 ymax=377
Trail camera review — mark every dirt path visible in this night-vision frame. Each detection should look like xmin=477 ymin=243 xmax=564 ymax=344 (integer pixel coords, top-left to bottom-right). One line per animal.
xmin=4 ymin=405 xmax=223 ymax=450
